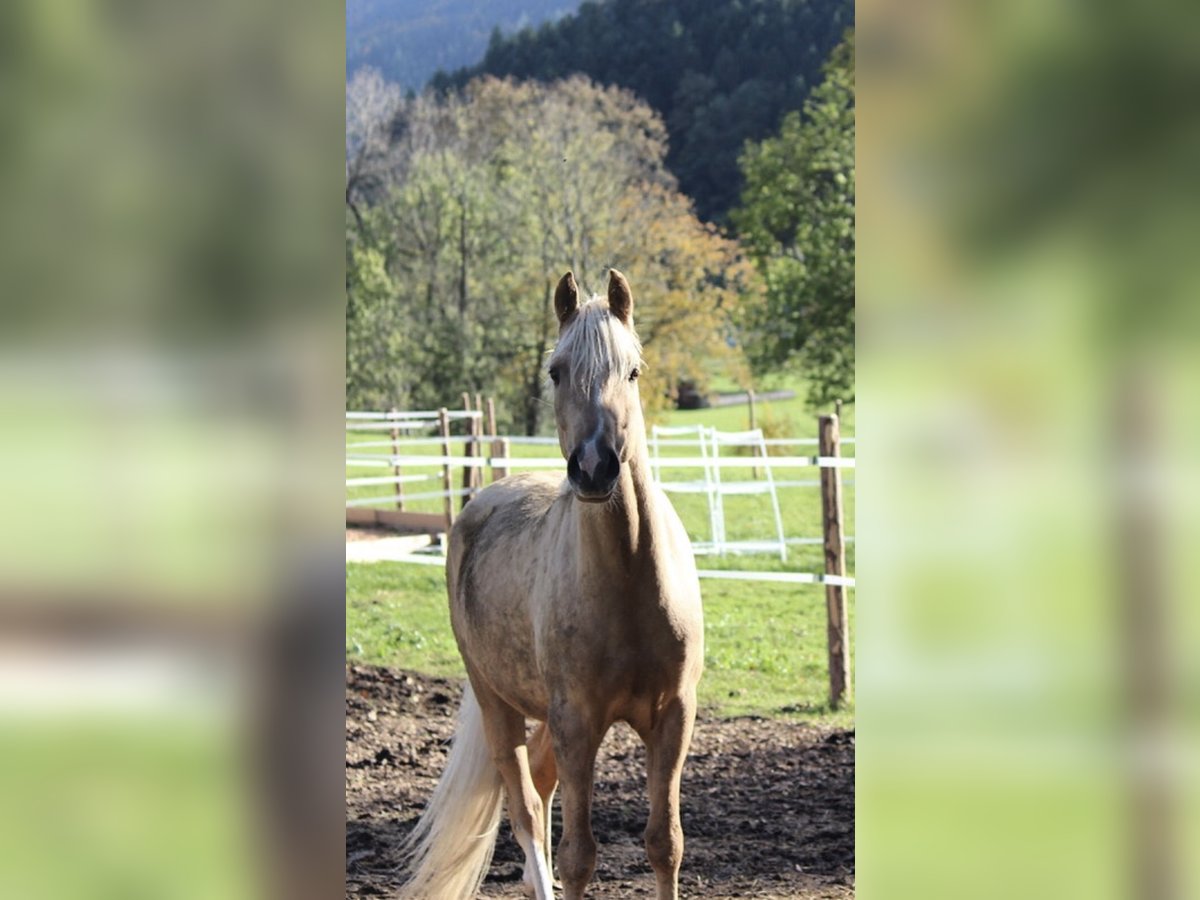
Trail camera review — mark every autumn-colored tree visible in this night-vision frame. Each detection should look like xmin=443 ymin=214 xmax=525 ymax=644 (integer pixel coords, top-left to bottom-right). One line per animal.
xmin=346 ymin=76 xmax=750 ymax=431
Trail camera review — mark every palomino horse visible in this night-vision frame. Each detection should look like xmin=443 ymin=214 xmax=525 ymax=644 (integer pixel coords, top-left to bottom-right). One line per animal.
xmin=398 ymin=269 xmax=704 ymax=899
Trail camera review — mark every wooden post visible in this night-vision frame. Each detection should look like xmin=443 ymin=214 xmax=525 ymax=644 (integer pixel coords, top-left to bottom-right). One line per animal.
xmin=472 ymin=395 xmax=484 ymax=492
xmin=388 ymin=407 xmax=404 ymax=511
xmin=458 ymin=393 xmax=472 ymax=508
xmin=473 ymin=392 xmax=485 ymax=493
xmin=819 ymin=413 xmax=850 ymax=709
xmin=486 ymin=397 xmax=501 ymax=484
xmin=486 ymin=397 xmax=497 ymax=438
xmin=438 ymin=407 xmax=454 ymax=529
xmin=471 ymin=411 xmax=483 ymax=494
xmin=494 ymin=437 xmax=510 ymax=481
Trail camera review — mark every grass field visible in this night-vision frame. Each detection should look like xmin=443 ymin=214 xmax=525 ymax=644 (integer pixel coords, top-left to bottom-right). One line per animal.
xmin=345 ymin=386 xmax=855 ymax=725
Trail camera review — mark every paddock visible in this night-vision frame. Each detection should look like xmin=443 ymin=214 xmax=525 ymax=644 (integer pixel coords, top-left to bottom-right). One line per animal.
xmin=345 ymin=397 xmax=856 ymax=896
xmin=345 ymin=665 xmax=854 ymax=899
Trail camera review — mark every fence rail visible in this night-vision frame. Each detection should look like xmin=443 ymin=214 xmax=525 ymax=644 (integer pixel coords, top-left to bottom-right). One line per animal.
xmin=347 ymin=453 xmax=853 ymax=470
xmin=365 ymin=550 xmax=854 ymax=588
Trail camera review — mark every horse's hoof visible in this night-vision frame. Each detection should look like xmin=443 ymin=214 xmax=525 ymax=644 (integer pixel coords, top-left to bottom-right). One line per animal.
xmin=522 ymin=871 xmax=559 ymax=898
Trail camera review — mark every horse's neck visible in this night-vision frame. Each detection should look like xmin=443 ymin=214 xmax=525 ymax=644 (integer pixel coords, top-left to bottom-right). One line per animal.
xmin=575 ymin=437 xmax=661 ymax=570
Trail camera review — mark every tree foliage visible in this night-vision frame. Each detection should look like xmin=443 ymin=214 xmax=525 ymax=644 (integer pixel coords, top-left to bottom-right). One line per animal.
xmin=346 ymin=75 xmax=749 ymax=432
xmin=432 ymin=0 xmax=854 ymax=222
xmin=732 ymin=31 xmax=854 ymax=407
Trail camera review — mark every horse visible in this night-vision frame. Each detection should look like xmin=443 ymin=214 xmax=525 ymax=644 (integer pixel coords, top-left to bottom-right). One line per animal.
xmin=397 ymin=269 xmax=705 ymax=899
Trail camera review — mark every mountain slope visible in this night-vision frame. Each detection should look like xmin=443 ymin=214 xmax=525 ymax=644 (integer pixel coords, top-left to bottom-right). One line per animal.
xmin=346 ymin=0 xmax=580 ymax=90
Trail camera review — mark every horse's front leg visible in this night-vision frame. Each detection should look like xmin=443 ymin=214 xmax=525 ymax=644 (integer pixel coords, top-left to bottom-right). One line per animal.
xmin=642 ymin=693 xmax=697 ymax=900
xmin=548 ymin=702 xmax=604 ymax=900
xmin=470 ymin=675 xmax=555 ymax=900
xmin=527 ymin=721 xmax=559 ymax=895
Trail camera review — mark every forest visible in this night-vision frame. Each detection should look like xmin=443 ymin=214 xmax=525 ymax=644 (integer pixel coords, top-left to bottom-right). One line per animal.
xmin=347 ymin=2 xmax=854 ymax=432
xmin=433 ymin=0 xmax=853 ymax=221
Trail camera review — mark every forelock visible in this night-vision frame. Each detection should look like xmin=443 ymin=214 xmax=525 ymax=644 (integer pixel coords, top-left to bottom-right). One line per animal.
xmin=548 ymin=298 xmax=642 ymax=389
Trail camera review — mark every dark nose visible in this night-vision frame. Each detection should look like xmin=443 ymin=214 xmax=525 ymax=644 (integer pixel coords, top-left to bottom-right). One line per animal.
xmin=567 ymin=445 xmax=620 ymax=496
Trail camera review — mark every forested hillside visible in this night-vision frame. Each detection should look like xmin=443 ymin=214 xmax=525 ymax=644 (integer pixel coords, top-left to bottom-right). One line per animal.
xmin=347 ymin=0 xmax=580 ymax=90
xmin=346 ymin=9 xmax=855 ymax=417
xmin=433 ymin=0 xmax=853 ymax=220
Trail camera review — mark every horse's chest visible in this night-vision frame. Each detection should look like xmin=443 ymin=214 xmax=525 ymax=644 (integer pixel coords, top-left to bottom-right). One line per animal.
xmin=539 ymin=595 xmax=695 ymax=691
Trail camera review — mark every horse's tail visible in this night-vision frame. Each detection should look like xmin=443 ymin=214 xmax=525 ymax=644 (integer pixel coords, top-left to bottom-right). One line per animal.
xmin=397 ymin=683 xmax=504 ymax=899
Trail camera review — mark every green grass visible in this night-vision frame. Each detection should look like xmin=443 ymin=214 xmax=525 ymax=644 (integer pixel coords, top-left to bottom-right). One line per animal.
xmin=651 ymin=382 xmax=855 ymax=436
xmin=346 ymin=562 xmax=854 ymax=726
xmin=345 ymin=563 xmax=464 ymax=678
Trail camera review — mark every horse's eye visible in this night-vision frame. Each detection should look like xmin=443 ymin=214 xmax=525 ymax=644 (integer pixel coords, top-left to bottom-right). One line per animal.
xmin=629 ymin=367 xmax=640 ymax=382
xmin=549 ymin=366 xmax=560 ymax=386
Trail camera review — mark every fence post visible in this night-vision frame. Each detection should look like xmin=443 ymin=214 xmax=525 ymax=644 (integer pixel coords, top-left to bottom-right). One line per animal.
xmin=461 ymin=393 xmax=477 ymax=507
xmin=486 ymin=396 xmax=510 ymax=481
xmin=819 ymin=413 xmax=850 ymax=709
xmin=471 ymin=409 xmax=483 ymax=495
xmin=388 ymin=407 xmax=405 ymax=511
xmin=438 ymin=407 xmax=455 ymax=529
xmin=474 ymin=392 xmax=485 ymax=492
xmin=495 ymin=436 xmax=510 ymax=481
xmin=486 ymin=397 xmax=501 ymax=483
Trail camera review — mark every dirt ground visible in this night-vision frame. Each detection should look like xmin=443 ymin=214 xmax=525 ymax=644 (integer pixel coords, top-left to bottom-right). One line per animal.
xmin=346 ymin=664 xmax=854 ymax=898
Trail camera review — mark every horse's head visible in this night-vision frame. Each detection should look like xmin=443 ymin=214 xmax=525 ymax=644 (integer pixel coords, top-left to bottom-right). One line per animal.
xmin=548 ymin=269 xmax=645 ymax=503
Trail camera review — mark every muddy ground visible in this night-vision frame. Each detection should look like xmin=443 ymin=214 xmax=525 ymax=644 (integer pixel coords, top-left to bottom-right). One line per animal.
xmin=346 ymin=664 xmax=854 ymax=898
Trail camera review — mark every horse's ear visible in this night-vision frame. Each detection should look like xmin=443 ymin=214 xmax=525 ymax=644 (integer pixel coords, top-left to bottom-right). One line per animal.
xmin=607 ymin=268 xmax=633 ymax=326
xmin=554 ymin=271 xmax=579 ymax=326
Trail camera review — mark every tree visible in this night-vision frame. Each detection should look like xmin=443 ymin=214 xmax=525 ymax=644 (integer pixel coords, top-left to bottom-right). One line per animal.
xmin=347 ymin=89 xmax=515 ymax=411
xmin=732 ymin=31 xmax=854 ymax=407
xmin=345 ymin=68 xmax=402 ymax=232
xmin=345 ymin=75 xmax=748 ymax=431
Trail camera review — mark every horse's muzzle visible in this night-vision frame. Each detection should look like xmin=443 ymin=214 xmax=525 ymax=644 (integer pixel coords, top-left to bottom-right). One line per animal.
xmin=567 ymin=444 xmax=620 ymax=500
